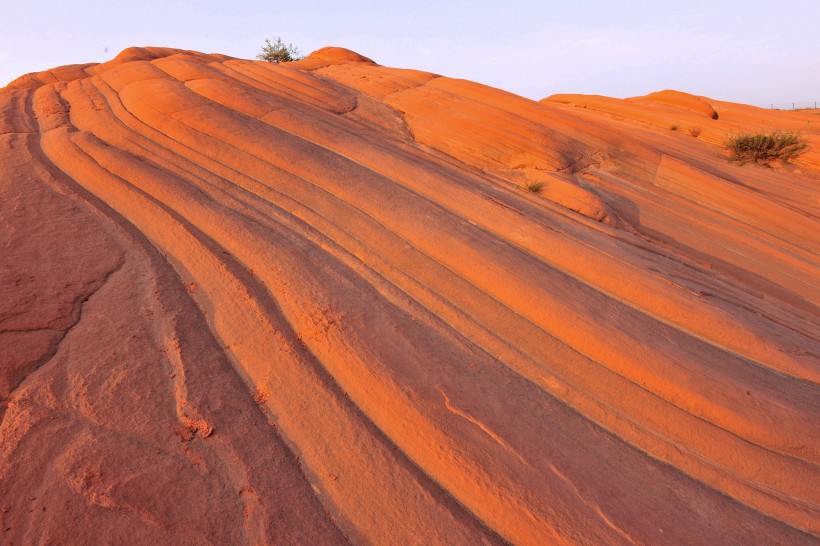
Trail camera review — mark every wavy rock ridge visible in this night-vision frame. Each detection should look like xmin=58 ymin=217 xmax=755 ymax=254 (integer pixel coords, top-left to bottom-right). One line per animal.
xmin=1 ymin=47 xmax=818 ymax=545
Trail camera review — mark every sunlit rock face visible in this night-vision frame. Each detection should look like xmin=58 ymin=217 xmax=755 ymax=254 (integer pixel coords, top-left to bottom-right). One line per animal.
xmin=1 ymin=46 xmax=818 ymax=545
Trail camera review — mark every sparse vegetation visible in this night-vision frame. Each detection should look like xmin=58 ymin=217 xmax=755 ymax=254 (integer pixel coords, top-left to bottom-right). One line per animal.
xmin=669 ymin=124 xmax=679 ymax=131
xmin=257 ymin=36 xmax=302 ymax=63
xmin=688 ymin=126 xmax=702 ymax=138
xmin=523 ymin=180 xmax=544 ymax=193
xmin=725 ymin=130 xmax=808 ymax=165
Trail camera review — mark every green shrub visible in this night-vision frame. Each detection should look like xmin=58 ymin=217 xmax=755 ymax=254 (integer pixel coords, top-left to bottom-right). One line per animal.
xmin=523 ymin=180 xmax=543 ymax=193
xmin=725 ymin=130 xmax=808 ymax=165
xmin=257 ymin=37 xmax=302 ymax=63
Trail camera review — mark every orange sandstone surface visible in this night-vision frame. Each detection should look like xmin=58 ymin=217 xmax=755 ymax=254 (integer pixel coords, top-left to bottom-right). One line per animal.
xmin=1 ymin=47 xmax=818 ymax=545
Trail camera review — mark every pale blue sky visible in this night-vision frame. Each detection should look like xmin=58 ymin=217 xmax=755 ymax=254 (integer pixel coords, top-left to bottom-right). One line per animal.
xmin=1 ymin=0 xmax=817 ymax=105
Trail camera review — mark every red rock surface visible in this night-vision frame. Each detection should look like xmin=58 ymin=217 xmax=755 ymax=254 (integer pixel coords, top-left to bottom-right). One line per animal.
xmin=1 ymin=46 xmax=818 ymax=545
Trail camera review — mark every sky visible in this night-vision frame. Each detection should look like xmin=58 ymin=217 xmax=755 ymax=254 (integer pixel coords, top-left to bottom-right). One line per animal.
xmin=0 ymin=0 xmax=817 ymax=106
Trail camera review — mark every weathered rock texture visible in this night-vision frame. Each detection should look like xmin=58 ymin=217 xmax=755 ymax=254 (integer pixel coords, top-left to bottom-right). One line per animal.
xmin=1 ymin=47 xmax=818 ymax=545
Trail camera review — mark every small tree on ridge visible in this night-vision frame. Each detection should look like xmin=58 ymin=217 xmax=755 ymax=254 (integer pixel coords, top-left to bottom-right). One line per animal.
xmin=257 ymin=37 xmax=302 ymax=63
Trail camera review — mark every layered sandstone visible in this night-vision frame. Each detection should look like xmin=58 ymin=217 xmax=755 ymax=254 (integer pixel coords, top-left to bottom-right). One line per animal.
xmin=1 ymin=47 xmax=818 ymax=545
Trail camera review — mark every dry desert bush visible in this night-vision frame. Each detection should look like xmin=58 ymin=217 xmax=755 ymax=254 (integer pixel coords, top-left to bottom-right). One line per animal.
xmin=523 ymin=180 xmax=544 ymax=193
xmin=257 ymin=36 xmax=302 ymax=63
xmin=726 ymin=130 xmax=807 ymax=164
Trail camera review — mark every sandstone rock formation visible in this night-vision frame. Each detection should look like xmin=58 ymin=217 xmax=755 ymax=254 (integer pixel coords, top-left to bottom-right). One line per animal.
xmin=1 ymin=46 xmax=818 ymax=545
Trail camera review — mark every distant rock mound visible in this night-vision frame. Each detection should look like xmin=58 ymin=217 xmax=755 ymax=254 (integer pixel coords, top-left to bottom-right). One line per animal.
xmin=6 ymin=47 xmax=233 ymax=90
xmin=542 ymin=93 xmax=606 ymax=106
xmin=6 ymin=63 xmax=97 ymax=90
xmin=306 ymin=46 xmax=376 ymax=64
xmin=631 ymin=89 xmax=719 ymax=119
